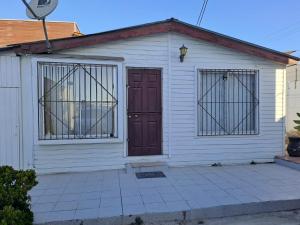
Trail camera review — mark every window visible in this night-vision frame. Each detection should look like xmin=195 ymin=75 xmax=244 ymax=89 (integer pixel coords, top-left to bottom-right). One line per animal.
xmin=197 ymin=69 xmax=259 ymax=136
xmin=37 ymin=62 xmax=118 ymax=140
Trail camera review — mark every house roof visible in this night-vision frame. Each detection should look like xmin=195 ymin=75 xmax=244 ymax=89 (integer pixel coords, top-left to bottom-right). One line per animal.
xmin=1 ymin=18 xmax=298 ymax=65
xmin=0 ymin=19 xmax=82 ymax=47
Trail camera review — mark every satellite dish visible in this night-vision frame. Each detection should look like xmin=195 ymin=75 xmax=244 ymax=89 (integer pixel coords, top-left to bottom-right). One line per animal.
xmin=21 ymin=0 xmax=59 ymax=52
xmin=26 ymin=0 xmax=58 ymax=19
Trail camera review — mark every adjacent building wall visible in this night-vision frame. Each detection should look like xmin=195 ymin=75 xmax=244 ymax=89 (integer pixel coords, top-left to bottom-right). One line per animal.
xmin=286 ymin=64 xmax=300 ymax=135
xmin=0 ymin=20 xmax=81 ymax=47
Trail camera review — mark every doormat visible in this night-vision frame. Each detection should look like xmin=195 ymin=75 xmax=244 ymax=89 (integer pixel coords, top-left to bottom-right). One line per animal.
xmin=136 ymin=171 xmax=166 ymax=179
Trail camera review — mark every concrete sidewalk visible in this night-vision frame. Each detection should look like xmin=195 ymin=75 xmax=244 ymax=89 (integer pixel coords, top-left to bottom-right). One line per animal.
xmin=30 ymin=164 xmax=300 ymax=224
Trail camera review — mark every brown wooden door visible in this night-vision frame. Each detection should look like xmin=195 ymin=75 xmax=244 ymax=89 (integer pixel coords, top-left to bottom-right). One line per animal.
xmin=127 ymin=68 xmax=162 ymax=156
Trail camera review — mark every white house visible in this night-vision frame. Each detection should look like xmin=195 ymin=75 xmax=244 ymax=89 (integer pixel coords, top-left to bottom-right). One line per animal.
xmin=0 ymin=18 xmax=298 ymax=174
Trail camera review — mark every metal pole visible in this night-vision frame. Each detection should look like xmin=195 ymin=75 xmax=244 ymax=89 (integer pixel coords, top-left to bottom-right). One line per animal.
xmin=42 ymin=18 xmax=52 ymax=52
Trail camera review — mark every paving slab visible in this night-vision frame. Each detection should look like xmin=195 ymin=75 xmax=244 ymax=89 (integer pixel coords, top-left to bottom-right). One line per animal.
xmin=31 ymin=163 xmax=300 ymax=224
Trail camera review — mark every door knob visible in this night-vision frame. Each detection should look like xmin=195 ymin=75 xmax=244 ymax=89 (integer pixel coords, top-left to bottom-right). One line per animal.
xmin=128 ymin=115 xmax=132 ymax=118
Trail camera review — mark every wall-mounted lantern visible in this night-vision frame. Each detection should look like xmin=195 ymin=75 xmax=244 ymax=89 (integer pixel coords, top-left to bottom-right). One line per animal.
xmin=179 ymin=44 xmax=188 ymax=62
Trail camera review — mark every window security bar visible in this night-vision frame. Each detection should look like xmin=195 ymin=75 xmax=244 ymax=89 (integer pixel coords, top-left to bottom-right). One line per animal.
xmin=197 ymin=69 xmax=259 ymax=136
xmin=37 ymin=62 xmax=118 ymax=140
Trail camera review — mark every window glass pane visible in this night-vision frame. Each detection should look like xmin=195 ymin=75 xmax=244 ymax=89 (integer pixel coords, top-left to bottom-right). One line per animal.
xmin=226 ymin=71 xmax=257 ymax=135
xmin=38 ymin=62 xmax=118 ymax=140
xmin=198 ymin=71 xmax=225 ymax=135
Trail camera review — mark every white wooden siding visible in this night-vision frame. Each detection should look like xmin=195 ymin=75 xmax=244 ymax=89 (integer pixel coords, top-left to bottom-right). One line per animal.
xmin=0 ymin=56 xmax=21 ymax=169
xmin=18 ymin=33 xmax=286 ymax=174
xmin=0 ymin=56 xmax=20 ymax=87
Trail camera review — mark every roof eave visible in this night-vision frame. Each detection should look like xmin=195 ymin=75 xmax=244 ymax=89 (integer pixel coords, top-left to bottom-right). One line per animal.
xmin=1 ymin=18 xmax=298 ymax=65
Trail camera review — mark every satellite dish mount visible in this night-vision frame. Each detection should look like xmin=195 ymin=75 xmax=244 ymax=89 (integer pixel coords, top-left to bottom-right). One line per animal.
xmin=21 ymin=0 xmax=58 ymax=52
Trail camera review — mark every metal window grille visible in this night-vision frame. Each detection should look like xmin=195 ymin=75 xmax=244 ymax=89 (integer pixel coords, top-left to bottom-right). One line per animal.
xmin=197 ymin=69 xmax=259 ymax=136
xmin=37 ymin=62 xmax=118 ymax=140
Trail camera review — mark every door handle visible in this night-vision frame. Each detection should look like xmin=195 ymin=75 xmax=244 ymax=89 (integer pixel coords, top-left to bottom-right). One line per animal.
xmin=134 ymin=114 xmax=138 ymax=118
xmin=128 ymin=115 xmax=132 ymax=118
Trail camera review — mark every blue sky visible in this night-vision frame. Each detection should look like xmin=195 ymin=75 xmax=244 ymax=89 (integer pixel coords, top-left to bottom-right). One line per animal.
xmin=2 ymin=0 xmax=300 ymax=56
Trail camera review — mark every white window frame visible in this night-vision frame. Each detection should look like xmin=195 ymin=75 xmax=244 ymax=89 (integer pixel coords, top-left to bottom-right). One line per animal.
xmin=32 ymin=57 xmax=124 ymax=145
xmin=194 ymin=67 xmax=260 ymax=137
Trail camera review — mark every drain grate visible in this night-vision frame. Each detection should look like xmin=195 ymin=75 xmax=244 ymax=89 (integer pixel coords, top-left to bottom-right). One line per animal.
xmin=136 ymin=171 xmax=166 ymax=179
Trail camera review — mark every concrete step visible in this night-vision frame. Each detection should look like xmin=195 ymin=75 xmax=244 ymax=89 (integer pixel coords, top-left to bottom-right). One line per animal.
xmin=275 ymin=155 xmax=300 ymax=171
xmin=125 ymin=161 xmax=168 ymax=174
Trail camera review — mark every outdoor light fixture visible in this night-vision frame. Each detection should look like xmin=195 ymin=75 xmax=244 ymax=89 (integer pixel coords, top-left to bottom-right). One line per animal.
xmin=179 ymin=44 xmax=188 ymax=62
